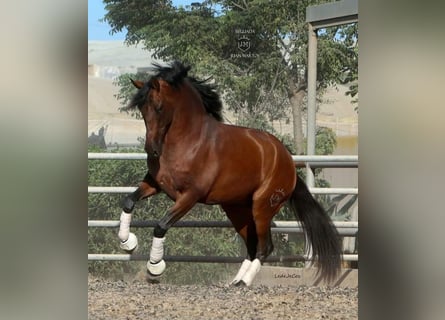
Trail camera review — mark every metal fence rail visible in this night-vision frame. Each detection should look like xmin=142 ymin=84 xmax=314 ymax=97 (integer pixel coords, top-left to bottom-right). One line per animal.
xmin=88 ymin=186 xmax=358 ymax=195
xmin=88 ymin=153 xmax=359 ymax=263
xmin=88 ymin=153 xmax=358 ymax=162
xmin=88 ymin=153 xmax=359 ymax=169
xmin=88 ymin=220 xmax=358 ymax=237
xmin=88 ymin=253 xmax=359 ymax=262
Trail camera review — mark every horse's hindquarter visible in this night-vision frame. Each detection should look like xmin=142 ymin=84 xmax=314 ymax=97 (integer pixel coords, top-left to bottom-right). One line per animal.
xmin=203 ymin=124 xmax=295 ymax=205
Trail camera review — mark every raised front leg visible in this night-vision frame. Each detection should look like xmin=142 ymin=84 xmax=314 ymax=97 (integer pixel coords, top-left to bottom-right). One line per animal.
xmin=118 ymin=173 xmax=159 ymax=252
xmin=147 ymin=192 xmax=198 ymax=277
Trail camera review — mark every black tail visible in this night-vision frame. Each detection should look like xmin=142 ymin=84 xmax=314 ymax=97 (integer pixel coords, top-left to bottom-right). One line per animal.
xmin=289 ymin=175 xmax=342 ymax=282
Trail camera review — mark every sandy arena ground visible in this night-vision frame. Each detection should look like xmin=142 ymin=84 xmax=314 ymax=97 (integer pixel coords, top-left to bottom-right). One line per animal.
xmin=88 ymin=276 xmax=358 ymax=320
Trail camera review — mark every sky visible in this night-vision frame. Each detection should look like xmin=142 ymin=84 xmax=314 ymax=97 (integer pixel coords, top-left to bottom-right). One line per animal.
xmin=88 ymin=0 xmax=204 ymax=41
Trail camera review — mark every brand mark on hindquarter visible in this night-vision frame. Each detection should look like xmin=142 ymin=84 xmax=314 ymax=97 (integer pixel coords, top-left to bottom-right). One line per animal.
xmin=269 ymin=188 xmax=285 ymax=207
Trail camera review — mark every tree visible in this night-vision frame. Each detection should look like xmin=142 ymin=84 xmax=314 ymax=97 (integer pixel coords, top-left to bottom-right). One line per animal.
xmin=103 ymin=0 xmax=358 ymax=154
xmin=335 ymin=23 xmax=358 ymax=110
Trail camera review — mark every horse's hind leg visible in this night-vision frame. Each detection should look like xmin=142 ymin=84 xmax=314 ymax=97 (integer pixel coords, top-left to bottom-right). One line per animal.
xmin=253 ymin=211 xmax=276 ymax=261
xmin=221 ymin=204 xmax=259 ymax=285
xmin=118 ymin=173 xmax=159 ymax=252
xmin=222 ymin=205 xmax=268 ymax=286
xmin=238 ymin=197 xmax=286 ymax=286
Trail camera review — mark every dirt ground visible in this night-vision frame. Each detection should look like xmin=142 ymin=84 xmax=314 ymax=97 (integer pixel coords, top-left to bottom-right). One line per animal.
xmin=88 ymin=275 xmax=357 ymax=319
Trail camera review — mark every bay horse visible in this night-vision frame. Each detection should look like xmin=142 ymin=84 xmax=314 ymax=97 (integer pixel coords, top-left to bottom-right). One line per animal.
xmin=117 ymin=61 xmax=342 ymax=286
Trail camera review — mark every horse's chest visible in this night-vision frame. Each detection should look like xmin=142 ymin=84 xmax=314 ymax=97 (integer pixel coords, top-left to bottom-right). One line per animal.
xmin=155 ymin=162 xmax=191 ymax=199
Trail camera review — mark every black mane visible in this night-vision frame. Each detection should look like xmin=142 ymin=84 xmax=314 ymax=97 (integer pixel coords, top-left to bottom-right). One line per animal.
xmin=152 ymin=61 xmax=191 ymax=87
xmin=129 ymin=61 xmax=223 ymax=122
xmin=186 ymin=76 xmax=223 ymax=122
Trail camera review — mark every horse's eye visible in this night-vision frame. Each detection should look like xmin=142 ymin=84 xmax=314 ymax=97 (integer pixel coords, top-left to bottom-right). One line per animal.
xmin=155 ymin=103 xmax=163 ymax=114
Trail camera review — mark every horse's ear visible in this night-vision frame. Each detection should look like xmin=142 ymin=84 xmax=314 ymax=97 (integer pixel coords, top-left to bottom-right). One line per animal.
xmin=130 ymin=79 xmax=144 ymax=89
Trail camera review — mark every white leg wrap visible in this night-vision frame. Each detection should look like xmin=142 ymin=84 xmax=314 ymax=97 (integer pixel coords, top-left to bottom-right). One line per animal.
xmin=150 ymin=237 xmax=165 ymax=263
xmin=231 ymin=259 xmax=252 ymax=285
xmin=118 ymin=212 xmax=138 ymax=252
xmin=240 ymin=258 xmax=261 ymax=286
xmin=147 ymin=237 xmax=166 ymax=276
xmin=147 ymin=260 xmax=166 ymax=276
xmin=119 ymin=232 xmax=138 ymax=252
xmin=118 ymin=212 xmax=132 ymax=242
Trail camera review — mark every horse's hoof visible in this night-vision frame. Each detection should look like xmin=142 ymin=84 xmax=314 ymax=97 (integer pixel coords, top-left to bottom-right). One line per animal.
xmin=147 ymin=259 xmax=166 ymax=277
xmin=120 ymin=232 xmax=138 ymax=253
xmin=230 ymin=279 xmax=247 ymax=287
xmin=146 ymin=272 xmax=162 ymax=284
xmin=234 ymin=280 xmax=247 ymax=287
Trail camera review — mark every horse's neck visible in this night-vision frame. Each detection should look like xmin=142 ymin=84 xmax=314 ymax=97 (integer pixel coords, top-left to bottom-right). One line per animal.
xmin=163 ymin=83 xmax=211 ymax=149
xmin=166 ymin=102 xmax=209 ymax=145
xmin=175 ymin=82 xmax=207 ymax=128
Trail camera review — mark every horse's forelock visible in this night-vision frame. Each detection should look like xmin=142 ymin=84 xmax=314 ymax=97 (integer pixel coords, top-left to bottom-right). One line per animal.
xmin=126 ymin=80 xmax=151 ymax=110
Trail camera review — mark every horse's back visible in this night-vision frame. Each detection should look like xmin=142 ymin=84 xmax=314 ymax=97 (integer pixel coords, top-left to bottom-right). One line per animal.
xmin=220 ymin=124 xmax=295 ymax=175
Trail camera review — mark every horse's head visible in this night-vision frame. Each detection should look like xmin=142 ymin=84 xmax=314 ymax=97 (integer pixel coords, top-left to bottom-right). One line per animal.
xmin=127 ymin=76 xmax=173 ymax=156
xmin=126 ymin=61 xmax=223 ymax=157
